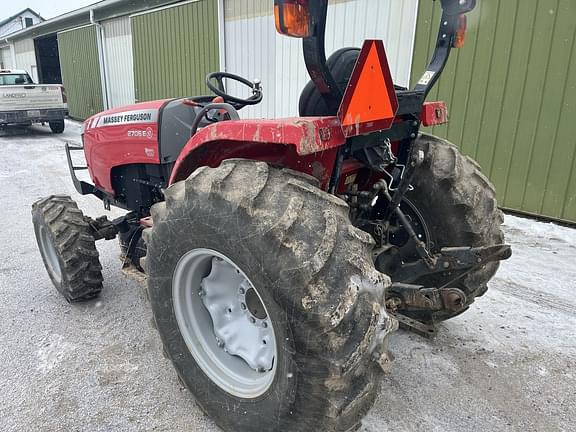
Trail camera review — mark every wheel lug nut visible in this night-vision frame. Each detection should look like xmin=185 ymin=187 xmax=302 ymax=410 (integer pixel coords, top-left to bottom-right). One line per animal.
xmin=249 ymin=317 xmax=256 ymax=324
xmin=262 ymin=322 xmax=268 ymax=328
xmin=241 ymin=303 xmax=247 ymax=310
xmin=198 ymin=289 xmax=205 ymax=297
xmin=216 ymin=338 xmax=224 ymax=348
xmin=239 ymin=287 xmax=245 ymax=294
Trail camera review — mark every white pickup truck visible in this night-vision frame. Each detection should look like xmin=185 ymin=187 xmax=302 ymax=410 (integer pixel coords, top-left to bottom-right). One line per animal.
xmin=0 ymin=69 xmax=68 ymax=133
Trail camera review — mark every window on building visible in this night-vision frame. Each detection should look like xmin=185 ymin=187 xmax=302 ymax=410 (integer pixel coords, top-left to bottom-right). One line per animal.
xmin=24 ymin=17 xmax=34 ymax=28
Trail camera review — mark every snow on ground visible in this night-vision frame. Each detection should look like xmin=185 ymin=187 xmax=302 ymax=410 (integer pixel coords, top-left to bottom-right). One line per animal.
xmin=0 ymin=122 xmax=574 ymax=431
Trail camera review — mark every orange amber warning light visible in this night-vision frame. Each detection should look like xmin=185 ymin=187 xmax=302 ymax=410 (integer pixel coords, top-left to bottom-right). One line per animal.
xmin=338 ymin=40 xmax=399 ymax=138
xmin=454 ymin=14 xmax=468 ymax=48
xmin=274 ymin=0 xmax=311 ymax=38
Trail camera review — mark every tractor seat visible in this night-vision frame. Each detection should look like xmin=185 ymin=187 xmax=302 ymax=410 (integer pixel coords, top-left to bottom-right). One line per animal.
xmin=299 ymin=47 xmax=406 ymax=117
xmin=299 ymin=47 xmax=361 ymax=117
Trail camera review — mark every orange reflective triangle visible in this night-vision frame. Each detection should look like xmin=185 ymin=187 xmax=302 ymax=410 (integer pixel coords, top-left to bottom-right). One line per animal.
xmin=338 ymin=40 xmax=398 ymax=137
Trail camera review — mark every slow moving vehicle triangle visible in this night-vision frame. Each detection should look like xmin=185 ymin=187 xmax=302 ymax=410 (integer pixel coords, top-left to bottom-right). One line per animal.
xmin=338 ymin=39 xmax=398 ymax=137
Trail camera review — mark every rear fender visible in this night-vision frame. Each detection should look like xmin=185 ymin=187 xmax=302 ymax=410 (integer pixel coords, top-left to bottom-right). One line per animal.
xmin=169 ymin=117 xmax=346 ymax=187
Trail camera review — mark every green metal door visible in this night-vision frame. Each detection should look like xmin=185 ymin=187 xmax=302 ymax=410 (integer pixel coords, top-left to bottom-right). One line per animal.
xmin=411 ymin=0 xmax=576 ymax=223
xmin=131 ymin=0 xmax=219 ymax=102
xmin=58 ymin=25 xmax=104 ymax=119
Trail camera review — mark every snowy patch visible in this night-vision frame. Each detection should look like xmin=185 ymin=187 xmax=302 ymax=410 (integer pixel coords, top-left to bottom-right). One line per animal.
xmin=36 ymin=334 xmax=76 ymax=373
xmin=503 ymin=214 xmax=576 ymax=246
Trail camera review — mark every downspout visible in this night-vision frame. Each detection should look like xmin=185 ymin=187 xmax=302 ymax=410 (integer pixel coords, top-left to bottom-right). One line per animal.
xmin=217 ymin=0 xmax=226 ymax=72
xmin=91 ymin=9 xmax=110 ymax=110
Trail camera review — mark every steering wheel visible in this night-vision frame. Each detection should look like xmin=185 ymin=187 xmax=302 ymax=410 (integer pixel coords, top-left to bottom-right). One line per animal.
xmin=206 ymin=72 xmax=262 ymax=107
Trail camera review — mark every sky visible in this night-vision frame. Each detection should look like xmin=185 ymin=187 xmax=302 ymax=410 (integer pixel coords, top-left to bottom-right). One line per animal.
xmin=2 ymin=0 xmax=99 ymax=21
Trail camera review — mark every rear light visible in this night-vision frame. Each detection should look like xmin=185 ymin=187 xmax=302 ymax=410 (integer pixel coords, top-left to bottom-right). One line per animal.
xmin=60 ymin=86 xmax=67 ymax=103
xmin=274 ymin=0 xmax=311 ymax=38
xmin=421 ymin=102 xmax=448 ymax=126
xmin=453 ymin=14 xmax=467 ymax=48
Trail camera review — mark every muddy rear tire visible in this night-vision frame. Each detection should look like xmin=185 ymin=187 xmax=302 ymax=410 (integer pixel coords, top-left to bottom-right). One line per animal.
xmin=145 ymin=160 xmax=395 ymax=432
xmin=32 ymin=195 xmax=103 ymax=301
xmin=401 ymin=134 xmax=505 ymax=323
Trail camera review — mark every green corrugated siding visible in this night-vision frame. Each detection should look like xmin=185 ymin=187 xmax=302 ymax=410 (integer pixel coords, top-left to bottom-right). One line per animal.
xmin=131 ymin=0 xmax=219 ymax=101
xmin=57 ymin=26 xmax=104 ymax=119
xmin=411 ymin=0 xmax=576 ymax=223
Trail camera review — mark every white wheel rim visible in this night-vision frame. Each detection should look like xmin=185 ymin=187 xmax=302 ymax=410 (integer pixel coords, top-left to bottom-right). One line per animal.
xmin=38 ymin=225 xmax=62 ymax=284
xmin=172 ymin=248 xmax=277 ymax=398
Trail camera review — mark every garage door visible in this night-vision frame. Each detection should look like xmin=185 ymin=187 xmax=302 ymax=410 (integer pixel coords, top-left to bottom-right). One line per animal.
xmin=58 ymin=25 xmax=104 ymax=119
xmin=131 ymin=0 xmax=219 ymax=102
xmin=0 ymin=46 xmax=13 ymax=69
xmin=14 ymin=39 xmax=37 ymax=82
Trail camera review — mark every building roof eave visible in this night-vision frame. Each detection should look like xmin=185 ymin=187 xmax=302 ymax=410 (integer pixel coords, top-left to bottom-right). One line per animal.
xmin=4 ymin=0 xmax=182 ymax=42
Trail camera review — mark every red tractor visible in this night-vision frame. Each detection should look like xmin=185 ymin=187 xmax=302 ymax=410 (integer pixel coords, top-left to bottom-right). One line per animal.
xmin=32 ymin=0 xmax=510 ymax=430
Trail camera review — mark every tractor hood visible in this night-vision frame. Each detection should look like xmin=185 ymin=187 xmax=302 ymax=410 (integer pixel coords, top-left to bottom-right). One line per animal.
xmin=82 ymin=99 xmax=172 ymax=194
xmin=82 ymin=99 xmax=171 ymax=133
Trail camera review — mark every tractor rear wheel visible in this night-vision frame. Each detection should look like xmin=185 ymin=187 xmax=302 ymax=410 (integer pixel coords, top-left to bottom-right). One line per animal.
xmin=388 ymin=134 xmax=505 ymax=323
xmin=49 ymin=120 xmax=65 ymax=134
xmin=32 ymin=195 xmax=103 ymax=301
xmin=144 ymin=160 xmax=396 ymax=432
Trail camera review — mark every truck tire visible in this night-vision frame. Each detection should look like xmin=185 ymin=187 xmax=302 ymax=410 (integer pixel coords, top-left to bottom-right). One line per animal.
xmin=49 ymin=120 xmax=65 ymax=134
xmin=145 ymin=160 xmax=395 ymax=432
xmin=32 ymin=195 xmax=103 ymax=301
xmin=394 ymin=134 xmax=505 ymax=323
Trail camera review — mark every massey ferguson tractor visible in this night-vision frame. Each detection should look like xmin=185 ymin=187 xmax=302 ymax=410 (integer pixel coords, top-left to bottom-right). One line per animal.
xmin=32 ymin=0 xmax=510 ymax=430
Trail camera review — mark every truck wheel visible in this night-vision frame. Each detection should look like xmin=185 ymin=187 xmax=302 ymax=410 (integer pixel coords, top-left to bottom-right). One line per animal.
xmin=383 ymin=134 xmax=504 ymax=323
xmin=145 ymin=160 xmax=395 ymax=432
xmin=32 ymin=195 xmax=103 ymax=301
xmin=49 ymin=120 xmax=65 ymax=134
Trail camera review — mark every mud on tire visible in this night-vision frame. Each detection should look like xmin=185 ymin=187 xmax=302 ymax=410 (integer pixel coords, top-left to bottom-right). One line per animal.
xmin=32 ymin=195 xmax=103 ymax=301
xmin=403 ymin=134 xmax=505 ymax=323
xmin=145 ymin=160 xmax=395 ymax=432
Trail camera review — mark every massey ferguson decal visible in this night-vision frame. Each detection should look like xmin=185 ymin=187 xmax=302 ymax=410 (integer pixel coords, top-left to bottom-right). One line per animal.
xmin=94 ymin=109 xmax=158 ymax=127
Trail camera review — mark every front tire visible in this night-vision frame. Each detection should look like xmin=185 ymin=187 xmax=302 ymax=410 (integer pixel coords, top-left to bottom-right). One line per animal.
xmin=145 ymin=160 xmax=395 ymax=432
xmin=32 ymin=195 xmax=103 ymax=301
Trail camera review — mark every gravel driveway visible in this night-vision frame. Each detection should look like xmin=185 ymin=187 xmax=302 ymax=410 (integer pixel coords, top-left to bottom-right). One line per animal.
xmin=0 ymin=121 xmax=574 ymax=431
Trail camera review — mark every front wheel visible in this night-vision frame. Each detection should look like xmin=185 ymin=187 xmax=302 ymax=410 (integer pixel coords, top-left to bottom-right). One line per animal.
xmin=144 ymin=160 xmax=396 ymax=432
xmin=32 ymin=195 xmax=103 ymax=301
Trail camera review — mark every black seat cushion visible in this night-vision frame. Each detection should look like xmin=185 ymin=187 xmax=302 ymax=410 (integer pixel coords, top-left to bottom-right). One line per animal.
xmin=298 ymin=47 xmax=361 ymax=117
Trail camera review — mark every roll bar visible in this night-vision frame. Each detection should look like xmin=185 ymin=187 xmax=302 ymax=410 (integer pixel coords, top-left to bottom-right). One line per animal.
xmin=301 ymin=0 xmax=477 ymax=110
xmin=414 ymin=0 xmax=477 ymax=98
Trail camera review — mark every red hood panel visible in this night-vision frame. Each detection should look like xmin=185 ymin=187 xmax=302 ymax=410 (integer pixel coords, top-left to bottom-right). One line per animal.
xmin=82 ymin=100 xmax=170 ymax=195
